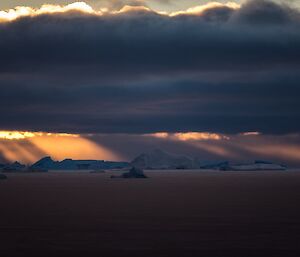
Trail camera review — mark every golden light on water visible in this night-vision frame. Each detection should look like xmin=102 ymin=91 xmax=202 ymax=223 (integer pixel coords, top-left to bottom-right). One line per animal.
xmin=0 ymin=130 xmax=121 ymax=164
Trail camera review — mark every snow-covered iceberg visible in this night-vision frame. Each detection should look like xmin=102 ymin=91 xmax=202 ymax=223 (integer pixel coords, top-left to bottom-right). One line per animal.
xmin=30 ymin=156 xmax=129 ymax=171
xmin=220 ymin=160 xmax=286 ymax=171
xmin=131 ymin=149 xmax=196 ymax=169
xmin=1 ymin=161 xmax=26 ymax=172
xmin=111 ymin=167 xmax=147 ymax=179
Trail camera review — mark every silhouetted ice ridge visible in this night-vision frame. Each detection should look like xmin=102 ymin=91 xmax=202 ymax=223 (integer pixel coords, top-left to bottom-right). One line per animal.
xmin=30 ymin=156 xmax=129 ymax=171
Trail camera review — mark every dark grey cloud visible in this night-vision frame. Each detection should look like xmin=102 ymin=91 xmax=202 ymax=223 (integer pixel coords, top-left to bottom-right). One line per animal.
xmin=231 ymin=0 xmax=297 ymax=24
xmin=0 ymin=0 xmax=300 ymax=134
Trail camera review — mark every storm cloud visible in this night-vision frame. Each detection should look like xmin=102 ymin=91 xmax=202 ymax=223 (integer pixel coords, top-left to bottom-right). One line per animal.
xmin=0 ymin=0 xmax=300 ymax=134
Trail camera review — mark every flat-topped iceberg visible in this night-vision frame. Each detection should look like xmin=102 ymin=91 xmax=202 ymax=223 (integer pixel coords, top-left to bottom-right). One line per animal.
xmin=131 ymin=149 xmax=195 ymax=169
xmin=220 ymin=161 xmax=286 ymax=171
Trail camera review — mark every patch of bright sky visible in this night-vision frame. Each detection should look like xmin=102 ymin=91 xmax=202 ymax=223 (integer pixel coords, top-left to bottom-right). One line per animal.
xmin=0 ymin=0 xmax=242 ymax=12
xmin=1 ymin=1 xmax=299 ymax=13
xmin=147 ymin=0 xmax=241 ymax=12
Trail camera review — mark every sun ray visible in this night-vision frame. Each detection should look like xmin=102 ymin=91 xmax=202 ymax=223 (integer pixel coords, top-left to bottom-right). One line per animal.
xmin=0 ymin=130 xmax=122 ymax=164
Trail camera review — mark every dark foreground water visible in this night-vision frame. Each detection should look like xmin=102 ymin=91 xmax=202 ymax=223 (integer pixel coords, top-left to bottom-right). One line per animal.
xmin=0 ymin=170 xmax=300 ymax=257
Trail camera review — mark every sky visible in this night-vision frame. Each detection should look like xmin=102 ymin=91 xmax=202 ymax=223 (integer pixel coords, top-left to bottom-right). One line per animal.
xmin=0 ymin=0 xmax=243 ymax=12
xmin=0 ymin=0 xmax=300 ymax=165
xmin=0 ymin=0 xmax=299 ymax=12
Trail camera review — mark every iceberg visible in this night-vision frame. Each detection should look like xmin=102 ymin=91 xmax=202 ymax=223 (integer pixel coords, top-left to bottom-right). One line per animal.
xmin=111 ymin=167 xmax=147 ymax=179
xmin=131 ymin=149 xmax=195 ymax=169
xmin=220 ymin=161 xmax=286 ymax=171
xmin=1 ymin=161 xmax=26 ymax=172
xmin=30 ymin=156 xmax=129 ymax=171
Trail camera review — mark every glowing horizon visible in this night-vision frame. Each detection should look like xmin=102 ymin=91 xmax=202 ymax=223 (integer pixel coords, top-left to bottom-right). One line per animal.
xmin=1 ymin=131 xmax=300 ymax=165
xmin=0 ymin=130 xmax=122 ymax=164
xmin=149 ymin=132 xmax=230 ymax=141
xmin=0 ymin=131 xmax=79 ymax=140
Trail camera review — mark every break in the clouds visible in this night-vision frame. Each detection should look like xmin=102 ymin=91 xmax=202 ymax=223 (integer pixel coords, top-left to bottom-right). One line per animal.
xmin=2 ymin=130 xmax=300 ymax=166
xmin=0 ymin=0 xmax=300 ymax=134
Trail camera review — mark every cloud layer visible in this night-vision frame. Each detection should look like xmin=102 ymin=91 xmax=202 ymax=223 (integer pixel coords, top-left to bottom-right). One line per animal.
xmin=0 ymin=0 xmax=300 ymax=134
